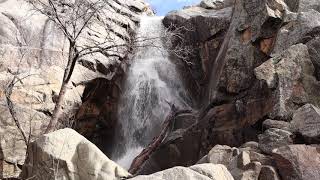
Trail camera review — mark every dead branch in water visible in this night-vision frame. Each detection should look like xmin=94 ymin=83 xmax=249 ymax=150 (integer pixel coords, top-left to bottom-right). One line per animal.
xmin=128 ymin=103 xmax=192 ymax=175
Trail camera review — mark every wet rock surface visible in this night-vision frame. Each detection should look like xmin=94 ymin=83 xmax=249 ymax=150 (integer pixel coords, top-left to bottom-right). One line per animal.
xmin=1 ymin=0 xmax=320 ymax=179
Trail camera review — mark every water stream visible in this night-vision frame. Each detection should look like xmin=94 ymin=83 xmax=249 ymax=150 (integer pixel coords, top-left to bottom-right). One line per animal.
xmin=111 ymin=16 xmax=189 ymax=169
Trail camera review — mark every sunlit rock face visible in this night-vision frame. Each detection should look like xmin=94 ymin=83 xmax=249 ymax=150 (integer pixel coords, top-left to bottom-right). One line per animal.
xmin=0 ymin=0 xmax=151 ymax=178
xmin=22 ymin=128 xmax=131 ymax=180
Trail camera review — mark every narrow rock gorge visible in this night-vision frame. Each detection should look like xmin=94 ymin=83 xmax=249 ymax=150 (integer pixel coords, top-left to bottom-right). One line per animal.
xmin=1 ymin=0 xmax=320 ymax=179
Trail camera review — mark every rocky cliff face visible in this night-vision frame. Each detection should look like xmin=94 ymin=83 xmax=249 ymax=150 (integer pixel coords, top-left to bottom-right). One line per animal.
xmin=137 ymin=0 xmax=320 ymax=178
xmin=2 ymin=0 xmax=320 ymax=179
xmin=0 ymin=0 xmax=152 ymax=178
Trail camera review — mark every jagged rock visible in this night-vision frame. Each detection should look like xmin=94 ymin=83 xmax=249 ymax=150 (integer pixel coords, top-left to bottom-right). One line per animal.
xmin=272 ymin=145 xmax=320 ymax=180
xmin=258 ymin=166 xmax=280 ymax=180
xmin=298 ymin=0 xmax=320 ymax=13
xmin=208 ymin=0 xmax=286 ymax=103
xmin=246 ymin=151 xmax=274 ymax=166
xmin=207 ymin=145 xmax=239 ymax=166
xmin=163 ymin=6 xmax=232 ymax=103
xmin=240 ymin=141 xmax=260 ymax=152
xmin=198 ymin=145 xmax=277 ymax=180
xmin=199 ymin=0 xmax=234 ymax=10
xmin=262 ymin=119 xmax=294 ymax=132
xmin=236 ymin=151 xmax=251 ymax=168
xmin=174 ymin=112 xmax=197 ymax=130
xmin=258 ymin=128 xmax=294 ymax=154
xmin=307 ymin=37 xmax=320 ymax=80
xmin=255 ymin=44 xmax=320 ymax=119
xmin=291 ymin=104 xmax=320 ymax=142
xmin=163 ymin=6 xmax=231 ymax=44
xmin=131 ymin=163 xmax=234 ymax=180
xmin=284 ymin=0 xmax=320 ymax=13
xmin=22 ymin=128 xmax=130 ymax=180
xmin=272 ymin=9 xmax=320 ymax=56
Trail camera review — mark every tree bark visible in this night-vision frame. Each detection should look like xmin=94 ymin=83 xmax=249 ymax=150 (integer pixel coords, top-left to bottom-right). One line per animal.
xmin=44 ymin=82 xmax=68 ymax=133
xmin=45 ymin=43 xmax=78 ymax=133
xmin=128 ymin=104 xmax=191 ymax=175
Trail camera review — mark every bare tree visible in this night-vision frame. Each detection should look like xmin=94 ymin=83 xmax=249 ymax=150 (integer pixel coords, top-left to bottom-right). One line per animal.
xmin=27 ymin=0 xmax=134 ymax=133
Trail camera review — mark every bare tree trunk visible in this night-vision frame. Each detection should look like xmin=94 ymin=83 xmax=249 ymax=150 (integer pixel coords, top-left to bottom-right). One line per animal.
xmin=5 ymin=78 xmax=28 ymax=145
xmin=45 ymin=43 xmax=78 ymax=133
xmin=44 ymin=82 xmax=68 ymax=133
xmin=128 ymin=104 xmax=191 ymax=175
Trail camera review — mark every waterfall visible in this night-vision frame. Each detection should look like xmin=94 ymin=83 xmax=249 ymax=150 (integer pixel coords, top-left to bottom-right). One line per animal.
xmin=112 ymin=16 xmax=190 ymax=169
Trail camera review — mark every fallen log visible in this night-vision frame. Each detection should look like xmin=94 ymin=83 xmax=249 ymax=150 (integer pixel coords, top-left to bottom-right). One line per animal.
xmin=128 ymin=103 xmax=191 ymax=175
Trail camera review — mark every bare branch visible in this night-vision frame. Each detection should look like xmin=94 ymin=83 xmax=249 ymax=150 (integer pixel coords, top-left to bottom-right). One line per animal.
xmin=5 ymin=76 xmax=28 ymax=145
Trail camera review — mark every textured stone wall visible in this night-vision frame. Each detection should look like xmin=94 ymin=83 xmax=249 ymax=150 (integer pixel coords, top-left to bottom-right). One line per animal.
xmin=0 ymin=0 xmax=152 ymax=178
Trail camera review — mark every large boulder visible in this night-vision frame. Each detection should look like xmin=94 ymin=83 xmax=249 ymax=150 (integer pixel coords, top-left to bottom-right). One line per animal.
xmin=291 ymin=104 xmax=320 ymax=142
xmin=207 ymin=145 xmax=239 ymax=166
xmin=255 ymin=44 xmax=320 ymax=119
xmin=198 ymin=145 xmax=278 ymax=180
xmin=262 ymin=119 xmax=294 ymax=132
xmin=131 ymin=163 xmax=234 ymax=180
xmin=307 ymin=37 xmax=320 ymax=80
xmin=258 ymin=128 xmax=294 ymax=154
xmin=22 ymin=128 xmax=130 ymax=180
xmin=271 ymin=9 xmax=320 ymax=56
xmin=272 ymin=145 xmax=320 ymax=180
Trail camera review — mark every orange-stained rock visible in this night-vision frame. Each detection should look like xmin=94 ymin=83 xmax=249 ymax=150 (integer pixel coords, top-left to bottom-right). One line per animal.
xmin=260 ymin=37 xmax=275 ymax=55
xmin=241 ymin=28 xmax=252 ymax=43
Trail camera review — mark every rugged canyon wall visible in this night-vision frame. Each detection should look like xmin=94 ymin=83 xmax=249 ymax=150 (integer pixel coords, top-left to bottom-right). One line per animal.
xmin=0 ymin=0 xmax=152 ymax=178
xmin=2 ymin=0 xmax=320 ymax=179
xmin=137 ymin=0 xmax=320 ymax=178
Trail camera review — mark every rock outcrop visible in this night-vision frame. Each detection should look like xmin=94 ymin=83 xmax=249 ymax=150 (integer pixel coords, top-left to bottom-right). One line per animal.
xmin=292 ymin=104 xmax=320 ymax=142
xmin=163 ymin=5 xmax=232 ymax=105
xmin=0 ymin=0 xmax=151 ymax=178
xmin=2 ymin=0 xmax=320 ymax=179
xmin=22 ymin=128 xmax=130 ymax=180
xmin=137 ymin=0 xmax=320 ymax=176
xmin=131 ymin=164 xmax=234 ymax=180
xmin=258 ymin=128 xmax=294 ymax=154
xmin=198 ymin=144 xmax=279 ymax=180
xmin=272 ymin=145 xmax=320 ymax=180
xmin=255 ymin=44 xmax=320 ymax=119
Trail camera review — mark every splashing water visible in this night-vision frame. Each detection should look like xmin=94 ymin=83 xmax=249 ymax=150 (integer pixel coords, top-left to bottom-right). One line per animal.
xmin=112 ymin=16 xmax=189 ymax=169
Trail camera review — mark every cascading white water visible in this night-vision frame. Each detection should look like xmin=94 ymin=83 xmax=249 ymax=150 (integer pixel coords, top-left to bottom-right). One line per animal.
xmin=112 ymin=16 xmax=189 ymax=169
